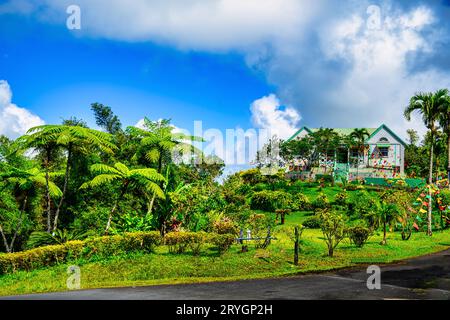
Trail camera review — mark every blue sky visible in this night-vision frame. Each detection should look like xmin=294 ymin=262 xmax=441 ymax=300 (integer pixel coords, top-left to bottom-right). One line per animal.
xmin=1 ymin=0 xmax=450 ymax=150
xmin=0 ymin=11 xmax=272 ymax=133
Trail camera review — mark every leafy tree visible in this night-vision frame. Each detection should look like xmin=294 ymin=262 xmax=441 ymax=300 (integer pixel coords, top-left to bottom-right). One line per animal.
xmin=350 ymin=128 xmax=370 ymax=175
xmin=91 ymin=103 xmax=122 ymax=134
xmin=16 ymin=127 xmax=61 ymax=232
xmin=379 ymin=190 xmax=412 ymax=244
xmin=316 ymin=208 xmax=346 ymax=257
xmin=406 ymin=129 xmax=419 ymax=146
xmin=0 ymin=166 xmax=63 ymax=252
xmin=404 ymin=89 xmax=448 ymax=236
xmin=311 ymin=128 xmax=340 ymax=173
xmin=20 ymin=124 xmax=116 ymax=232
xmin=0 ymin=189 xmax=24 ymax=253
xmin=81 ymin=162 xmax=165 ymax=234
xmin=377 ymin=203 xmax=401 ymax=245
xmin=127 ymin=117 xmax=203 ymax=173
xmin=436 ymin=89 xmax=450 ymax=186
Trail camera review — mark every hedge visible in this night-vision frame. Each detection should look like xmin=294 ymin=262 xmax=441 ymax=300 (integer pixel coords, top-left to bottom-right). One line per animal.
xmin=0 ymin=231 xmax=161 ymax=275
xmin=0 ymin=230 xmax=236 ymax=275
xmin=164 ymin=231 xmax=235 ymax=255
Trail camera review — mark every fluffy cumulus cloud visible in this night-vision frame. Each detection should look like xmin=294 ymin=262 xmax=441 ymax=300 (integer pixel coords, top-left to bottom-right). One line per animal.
xmin=0 ymin=0 xmax=322 ymax=51
xmin=4 ymin=0 xmax=450 ymax=140
xmin=250 ymin=94 xmax=300 ymax=140
xmin=0 ymin=80 xmax=45 ymax=138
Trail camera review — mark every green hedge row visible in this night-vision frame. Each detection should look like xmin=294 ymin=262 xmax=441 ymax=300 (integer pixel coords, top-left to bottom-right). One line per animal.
xmin=164 ymin=232 xmax=235 ymax=255
xmin=0 ymin=231 xmax=161 ymax=275
xmin=0 ymin=231 xmax=235 ymax=275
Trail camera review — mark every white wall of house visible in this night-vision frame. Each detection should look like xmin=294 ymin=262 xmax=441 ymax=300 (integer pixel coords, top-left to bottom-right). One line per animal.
xmin=365 ymin=127 xmax=405 ymax=175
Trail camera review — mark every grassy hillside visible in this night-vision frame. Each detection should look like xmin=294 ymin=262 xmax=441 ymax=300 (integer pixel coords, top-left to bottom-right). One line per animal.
xmin=1 ymin=211 xmax=449 ymax=296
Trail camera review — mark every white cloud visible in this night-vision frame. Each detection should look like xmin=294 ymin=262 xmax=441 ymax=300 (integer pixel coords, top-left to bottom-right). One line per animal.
xmin=314 ymin=5 xmax=447 ymax=139
xmin=0 ymin=80 xmax=45 ymax=138
xmin=4 ymin=0 xmax=321 ymax=51
xmin=250 ymin=94 xmax=301 ymax=140
xmin=3 ymin=0 xmax=450 ymax=141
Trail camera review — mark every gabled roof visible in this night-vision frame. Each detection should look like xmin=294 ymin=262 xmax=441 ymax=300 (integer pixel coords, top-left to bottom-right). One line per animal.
xmin=368 ymin=124 xmax=407 ymax=147
xmin=286 ymin=124 xmax=406 ymax=146
xmin=286 ymin=126 xmax=313 ymax=142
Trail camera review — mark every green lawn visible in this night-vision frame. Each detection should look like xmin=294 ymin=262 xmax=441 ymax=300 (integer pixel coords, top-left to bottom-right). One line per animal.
xmin=1 ymin=211 xmax=449 ymax=296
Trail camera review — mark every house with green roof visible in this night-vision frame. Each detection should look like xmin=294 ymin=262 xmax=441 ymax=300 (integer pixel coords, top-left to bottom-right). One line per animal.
xmin=286 ymin=124 xmax=406 ymax=180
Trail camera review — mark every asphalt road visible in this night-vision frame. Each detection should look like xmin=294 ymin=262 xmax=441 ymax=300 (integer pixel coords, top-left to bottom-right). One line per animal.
xmin=3 ymin=249 xmax=450 ymax=300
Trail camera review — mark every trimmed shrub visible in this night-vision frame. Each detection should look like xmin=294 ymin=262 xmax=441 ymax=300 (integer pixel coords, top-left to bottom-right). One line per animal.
xmin=250 ymin=190 xmax=293 ymax=212
xmin=164 ymin=231 xmax=234 ymax=255
xmin=334 ymin=192 xmax=348 ymax=206
xmin=295 ymin=193 xmax=312 ymax=211
xmin=164 ymin=231 xmax=211 ymax=255
xmin=213 ymin=217 xmax=239 ymax=235
xmin=0 ymin=231 xmax=162 ymax=275
xmin=250 ymin=190 xmax=274 ymax=211
xmin=83 ymin=232 xmax=161 ymax=258
xmin=302 ymin=216 xmax=322 ymax=229
xmin=164 ymin=232 xmax=194 ymax=254
xmin=316 ymin=174 xmax=334 ymax=184
xmin=347 ymin=226 xmax=371 ymax=248
xmin=312 ymin=193 xmax=329 ymax=209
xmin=210 ymin=234 xmax=235 ymax=254
xmin=0 ymin=240 xmax=84 ymax=274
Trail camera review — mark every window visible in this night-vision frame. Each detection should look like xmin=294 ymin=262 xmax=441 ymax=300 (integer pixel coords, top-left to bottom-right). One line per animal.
xmin=379 ymin=147 xmax=389 ymax=158
xmin=378 ymin=137 xmax=389 ymax=142
xmin=350 ymin=149 xmax=359 ymax=157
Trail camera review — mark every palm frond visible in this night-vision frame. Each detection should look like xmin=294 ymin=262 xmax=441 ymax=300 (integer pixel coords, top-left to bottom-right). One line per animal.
xmin=80 ymin=174 xmax=120 ymax=189
xmin=90 ymin=163 xmax=121 ymax=175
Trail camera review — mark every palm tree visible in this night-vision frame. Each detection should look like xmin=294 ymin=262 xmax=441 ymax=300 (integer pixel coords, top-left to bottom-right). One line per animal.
xmin=350 ymin=128 xmax=370 ymax=179
xmin=81 ymin=162 xmax=166 ymax=234
xmin=436 ymin=89 xmax=450 ymax=188
xmin=16 ymin=129 xmax=59 ymax=232
xmin=127 ymin=118 xmax=202 ymax=215
xmin=378 ymin=203 xmax=401 ymax=245
xmin=0 ymin=166 xmax=62 ymax=252
xmin=127 ymin=118 xmax=203 ymax=173
xmin=19 ymin=124 xmax=116 ymax=232
xmin=404 ymin=90 xmax=447 ymax=236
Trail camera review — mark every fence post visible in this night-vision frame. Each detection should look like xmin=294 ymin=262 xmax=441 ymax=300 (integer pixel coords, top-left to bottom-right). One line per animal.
xmin=294 ymin=226 xmax=299 ymax=266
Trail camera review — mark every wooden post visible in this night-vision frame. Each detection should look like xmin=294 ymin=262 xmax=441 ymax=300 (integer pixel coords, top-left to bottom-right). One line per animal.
xmin=294 ymin=226 xmax=299 ymax=266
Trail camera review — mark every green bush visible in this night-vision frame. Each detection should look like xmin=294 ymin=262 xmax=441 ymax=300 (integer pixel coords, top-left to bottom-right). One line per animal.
xmin=250 ymin=190 xmax=274 ymax=211
xmin=210 ymin=234 xmax=235 ymax=254
xmin=345 ymin=184 xmax=364 ymax=191
xmin=312 ymin=193 xmax=329 ymax=209
xmin=347 ymin=226 xmax=371 ymax=248
xmin=252 ymin=183 xmax=268 ymax=192
xmin=295 ymin=193 xmax=312 ymax=211
xmin=316 ymin=174 xmax=333 ymax=183
xmin=83 ymin=231 xmax=161 ymax=258
xmin=164 ymin=231 xmax=234 ymax=255
xmin=302 ymin=216 xmax=322 ymax=229
xmin=169 ymin=232 xmax=210 ymax=255
xmin=245 ymin=213 xmax=274 ymax=249
xmin=334 ymin=192 xmax=348 ymax=206
xmin=0 ymin=241 xmax=84 ymax=274
xmin=165 ymin=232 xmax=196 ymax=254
xmin=0 ymin=231 xmax=162 ymax=275
xmin=250 ymin=190 xmax=292 ymax=212
xmin=213 ymin=217 xmax=239 ymax=235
